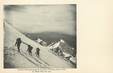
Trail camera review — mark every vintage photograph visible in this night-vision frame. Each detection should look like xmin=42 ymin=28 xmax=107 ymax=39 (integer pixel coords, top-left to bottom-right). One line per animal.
xmin=3 ymin=4 xmax=77 ymax=68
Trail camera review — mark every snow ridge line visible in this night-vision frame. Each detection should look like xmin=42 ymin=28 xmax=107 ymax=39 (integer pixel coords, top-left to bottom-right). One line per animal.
xmin=19 ymin=52 xmax=40 ymax=67
xmin=32 ymin=56 xmax=49 ymax=67
xmin=37 ymin=57 xmax=50 ymax=66
xmin=23 ymin=52 xmax=49 ymax=67
xmin=21 ymin=51 xmax=48 ymax=68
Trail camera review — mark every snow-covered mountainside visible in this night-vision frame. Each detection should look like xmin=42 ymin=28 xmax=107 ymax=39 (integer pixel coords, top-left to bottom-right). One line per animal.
xmin=4 ymin=22 xmax=75 ymax=68
xmin=48 ymin=39 xmax=76 ymax=56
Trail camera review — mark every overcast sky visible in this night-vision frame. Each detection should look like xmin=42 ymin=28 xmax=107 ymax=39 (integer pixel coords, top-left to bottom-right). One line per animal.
xmin=4 ymin=5 xmax=76 ymax=35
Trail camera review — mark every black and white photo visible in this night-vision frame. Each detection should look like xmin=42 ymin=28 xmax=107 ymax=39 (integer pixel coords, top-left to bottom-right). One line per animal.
xmin=4 ymin=5 xmax=77 ymax=68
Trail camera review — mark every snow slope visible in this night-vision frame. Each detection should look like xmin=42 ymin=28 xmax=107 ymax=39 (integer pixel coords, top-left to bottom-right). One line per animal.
xmin=4 ymin=22 xmax=75 ymax=68
xmin=4 ymin=47 xmax=37 ymax=68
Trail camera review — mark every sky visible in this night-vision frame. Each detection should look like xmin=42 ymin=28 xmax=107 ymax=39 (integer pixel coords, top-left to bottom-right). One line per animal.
xmin=4 ymin=5 xmax=76 ymax=35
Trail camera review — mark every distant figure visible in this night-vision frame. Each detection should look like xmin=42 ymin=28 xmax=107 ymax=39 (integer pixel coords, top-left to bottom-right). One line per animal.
xmin=27 ymin=45 xmax=33 ymax=56
xmin=36 ymin=48 xmax=40 ymax=57
xmin=15 ymin=38 xmax=22 ymax=52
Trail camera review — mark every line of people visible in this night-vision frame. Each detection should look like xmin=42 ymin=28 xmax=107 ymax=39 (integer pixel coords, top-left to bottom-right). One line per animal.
xmin=15 ymin=38 xmax=40 ymax=57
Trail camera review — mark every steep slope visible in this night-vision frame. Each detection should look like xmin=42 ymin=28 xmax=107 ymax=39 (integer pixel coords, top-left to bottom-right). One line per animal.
xmin=4 ymin=22 xmax=75 ymax=68
xmin=4 ymin=23 xmax=48 ymax=68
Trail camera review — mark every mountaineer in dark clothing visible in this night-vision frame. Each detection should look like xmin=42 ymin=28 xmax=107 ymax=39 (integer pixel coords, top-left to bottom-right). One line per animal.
xmin=27 ymin=45 xmax=33 ymax=56
xmin=15 ymin=38 xmax=22 ymax=52
xmin=36 ymin=48 xmax=40 ymax=57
